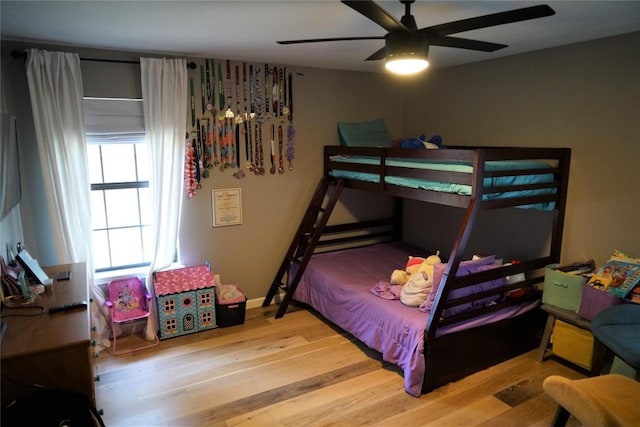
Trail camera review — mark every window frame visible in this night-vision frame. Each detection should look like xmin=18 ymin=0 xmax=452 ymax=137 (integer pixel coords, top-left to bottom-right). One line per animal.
xmin=84 ymin=97 xmax=153 ymax=273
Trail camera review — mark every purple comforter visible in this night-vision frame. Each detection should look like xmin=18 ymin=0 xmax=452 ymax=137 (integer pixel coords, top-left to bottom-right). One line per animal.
xmin=292 ymin=242 xmax=538 ymax=396
xmin=293 ymin=242 xmax=429 ymax=396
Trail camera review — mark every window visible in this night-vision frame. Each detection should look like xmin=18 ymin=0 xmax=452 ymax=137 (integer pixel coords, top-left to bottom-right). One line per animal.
xmin=84 ymin=98 xmax=152 ymax=272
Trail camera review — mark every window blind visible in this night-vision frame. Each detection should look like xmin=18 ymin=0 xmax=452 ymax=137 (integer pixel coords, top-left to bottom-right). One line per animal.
xmin=83 ymin=97 xmax=145 ymax=144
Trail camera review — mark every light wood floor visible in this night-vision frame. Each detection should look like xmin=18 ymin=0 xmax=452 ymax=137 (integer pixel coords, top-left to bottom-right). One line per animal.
xmin=95 ymin=305 xmax=584 ymax=426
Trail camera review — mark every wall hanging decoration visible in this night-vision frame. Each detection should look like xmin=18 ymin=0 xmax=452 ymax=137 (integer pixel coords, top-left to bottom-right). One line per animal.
xmin=184 ymin=59 xmax=297 ymax=186
xmin=184 ymin=133 xmax=198 ymax=198
xmin=211 ymin=188 xmax=243 ymax=227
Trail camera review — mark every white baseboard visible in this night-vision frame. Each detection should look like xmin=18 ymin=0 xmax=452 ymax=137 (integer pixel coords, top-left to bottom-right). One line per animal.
xmin=245 ymin=292 xmax=283 ymax=310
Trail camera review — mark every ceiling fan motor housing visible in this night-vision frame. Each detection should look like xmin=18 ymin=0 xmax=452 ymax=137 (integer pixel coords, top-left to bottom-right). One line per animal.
xmin=385 ymin=32 xmax=429 ymax=60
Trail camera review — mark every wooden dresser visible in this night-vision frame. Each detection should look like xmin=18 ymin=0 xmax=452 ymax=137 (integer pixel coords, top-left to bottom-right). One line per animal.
xmin=1 ymin=262 xmax=96 ymax=409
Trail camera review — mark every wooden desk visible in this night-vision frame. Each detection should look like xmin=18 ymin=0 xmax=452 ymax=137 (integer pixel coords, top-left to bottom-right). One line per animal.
xmin=1 ymin=262 xmax=95 ymax=408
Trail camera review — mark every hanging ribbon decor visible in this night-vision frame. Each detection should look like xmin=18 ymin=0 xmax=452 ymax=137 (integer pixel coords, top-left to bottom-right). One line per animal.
xmin=184 ymin=133 xmax=197 ymax=198
xmin=286 ymin=69 xmax=295 ymax=170
xmin=207 ymin=59 xmax=220 ymax=168
xmin=184 ymin=59 xmax=297 ymax=187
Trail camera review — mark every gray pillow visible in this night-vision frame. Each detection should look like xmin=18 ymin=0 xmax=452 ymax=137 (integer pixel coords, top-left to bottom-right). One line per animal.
xmin=337 ymin=118 xmax=392 ymax=147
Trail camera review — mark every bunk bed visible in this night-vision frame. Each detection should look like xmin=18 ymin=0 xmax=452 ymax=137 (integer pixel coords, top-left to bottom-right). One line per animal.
xmin=263 ymin=144 xmax=571 ymax=396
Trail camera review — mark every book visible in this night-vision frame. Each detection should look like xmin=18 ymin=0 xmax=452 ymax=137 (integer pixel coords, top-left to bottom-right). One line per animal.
xmin=588 ymin=259 xmax=640 ymax=298
xmin=552 ymin=260 xmax=595 ymax=275
xmin=630 ymin=286 xmax=640 ymax=304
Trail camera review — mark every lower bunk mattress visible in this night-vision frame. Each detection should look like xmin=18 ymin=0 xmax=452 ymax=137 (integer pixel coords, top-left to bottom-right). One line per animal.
xmin=291 ymin=241 xmax=539 ymax=396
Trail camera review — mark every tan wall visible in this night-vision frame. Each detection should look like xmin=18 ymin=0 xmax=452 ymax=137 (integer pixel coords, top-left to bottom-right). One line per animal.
xmin=3 ymin=31 xmax=638 ymax=301
xmin=1 ymin=41 xmax=403 ymax=299
xmin=178 ymin=65 xmax=404 ymax=298
xmin=401 ymin=31 xmax=640 ymax=266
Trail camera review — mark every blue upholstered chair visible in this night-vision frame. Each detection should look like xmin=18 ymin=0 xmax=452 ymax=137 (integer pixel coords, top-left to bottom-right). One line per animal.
xmin=543 ymin=303 xmax=640 ymax=426
xmin=590 ymin=303 xmax=640 ymax=375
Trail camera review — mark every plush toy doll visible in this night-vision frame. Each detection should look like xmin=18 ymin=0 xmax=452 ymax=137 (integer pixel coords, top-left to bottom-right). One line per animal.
xmin=400 ymin=251 xmax=442 ymax=307
xmin=390 ymin=256 xmax=425 ymax=286
xmin=421 ymin=251 xmax=442 ymax=277
xmin=394 ymin=134 xmax=444 ymax=149
xmin=390 ymin=270 xmax=410 ymax=286
xmin=390 ymin=251 xmax=442 ymax=287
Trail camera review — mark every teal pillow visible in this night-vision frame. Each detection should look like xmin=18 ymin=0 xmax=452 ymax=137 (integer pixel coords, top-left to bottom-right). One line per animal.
xmin=337 ymin=118 xmax=392 ymax=147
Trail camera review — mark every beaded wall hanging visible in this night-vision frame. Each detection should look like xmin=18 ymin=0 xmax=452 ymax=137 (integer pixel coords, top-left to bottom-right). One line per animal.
xmin=185 ymin=59 xmax=296 ymax=198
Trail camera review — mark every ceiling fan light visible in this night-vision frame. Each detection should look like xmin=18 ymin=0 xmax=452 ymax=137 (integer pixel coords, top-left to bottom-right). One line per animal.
xmin=385 ymin=55 xmax=429 ymax=75
xmin=384 ymin=32 xmax=429 ymax=75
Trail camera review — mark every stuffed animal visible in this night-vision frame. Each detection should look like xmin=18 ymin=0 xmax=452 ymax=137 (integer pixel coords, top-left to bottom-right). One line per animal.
xmin=392 ymin=134 xmax=444 ymax=150
xmin=390 ymin=251 xmax=442 ymax=286
xmin=400 ymin=270 xmax=432 ymax=306
xmin=420 ymin=251 xmax=442 ymax=278
xmin=390 ymin=256 xmax=425 ymax=286
xmin=400 ymin=251 xmax=442 ymax=307
xmin=390 ymin=269 xmax=410 ymax=286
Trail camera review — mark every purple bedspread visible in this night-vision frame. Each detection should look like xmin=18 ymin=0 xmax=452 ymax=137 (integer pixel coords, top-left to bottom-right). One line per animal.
xmin=292 ymin=242 xmax=538 ymax=396
xmin=293 ymin=242 xmax=429 ymax=396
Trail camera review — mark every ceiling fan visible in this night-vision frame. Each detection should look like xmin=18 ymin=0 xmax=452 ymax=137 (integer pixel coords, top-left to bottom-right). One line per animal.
xmin=277 ymin=1 xmax=556 ymax=74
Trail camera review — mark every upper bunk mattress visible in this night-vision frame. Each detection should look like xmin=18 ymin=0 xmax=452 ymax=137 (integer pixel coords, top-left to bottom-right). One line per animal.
xmin=329 ymin=155 xmax=556 ymax=210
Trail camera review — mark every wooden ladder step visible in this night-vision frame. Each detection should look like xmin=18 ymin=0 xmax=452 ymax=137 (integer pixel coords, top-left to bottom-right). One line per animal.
xmin=262 ymin=177 xmax=344 ymax=317
xmin=286 ymin=255 xmax=302 ymax=265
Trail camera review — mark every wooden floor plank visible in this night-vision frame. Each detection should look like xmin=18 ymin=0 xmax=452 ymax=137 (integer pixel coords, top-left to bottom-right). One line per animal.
xmin=96 ymin=306 xmax=588 ymax=427
xmin=421 ymin=395 xmax=512 ymax=427
xmin=101 ymin=336 xmax=364 ymax=423
xmin=225 ymin=369 xmax=399 ymax=427
xmin=181 ymin=340 xmax=370 ymax=409
xmin=191 ymin=359 xmax=383 ymax=427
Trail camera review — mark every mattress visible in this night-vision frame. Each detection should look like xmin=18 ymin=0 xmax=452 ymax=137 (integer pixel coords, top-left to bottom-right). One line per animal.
xmin=292 ymin=242 xmax=539 ymax=396
xmin=329 ymin=155 xmax=556 ymax=210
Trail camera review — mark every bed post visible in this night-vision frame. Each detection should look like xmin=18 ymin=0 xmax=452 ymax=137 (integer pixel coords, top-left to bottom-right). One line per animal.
xmin=425 ymin=149 xmax=486 ymax=340
xmin=425 ymin=198 xmax=482 ymax=337
xmin=393 ymin=197 xmax=403 ymax=242
xmin=549 ymin=148 xmax=571 ymax=263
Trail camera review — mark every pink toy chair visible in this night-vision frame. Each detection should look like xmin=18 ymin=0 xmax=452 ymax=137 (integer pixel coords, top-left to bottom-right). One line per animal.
xmin=104 ymin=277 xmax=158 ymax=355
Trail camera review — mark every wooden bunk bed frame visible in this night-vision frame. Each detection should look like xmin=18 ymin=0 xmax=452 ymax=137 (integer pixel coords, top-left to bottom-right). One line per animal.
xmin=263 ymin=145 xmax=571 ymax=394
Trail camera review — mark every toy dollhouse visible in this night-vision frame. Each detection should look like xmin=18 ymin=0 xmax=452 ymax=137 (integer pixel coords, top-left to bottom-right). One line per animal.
xmin=153 ymin=265 xmax=216 ymax=339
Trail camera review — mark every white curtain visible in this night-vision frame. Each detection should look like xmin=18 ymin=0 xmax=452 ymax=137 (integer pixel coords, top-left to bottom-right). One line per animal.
xmin=25 ymin=50 xmax=106 ymax=346
xmin=1 ymin=113 xmax=21 ymax=221
xmin=140 ymin=57 xmax=188 ymax=340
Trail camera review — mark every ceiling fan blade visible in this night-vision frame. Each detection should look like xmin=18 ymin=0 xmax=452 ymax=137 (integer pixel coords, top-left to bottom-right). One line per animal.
xmin=365 ymin=47 xmax=386 ymax=61
xmin=342 ymin=0 xmax=410 ymax=33
xmin=429 ymin=35 xmax=507 ymax=52
xmin=422 ymin=5 xmax=555 ymax=36
xmin=277 ymin=36 xmax=384 ymax=45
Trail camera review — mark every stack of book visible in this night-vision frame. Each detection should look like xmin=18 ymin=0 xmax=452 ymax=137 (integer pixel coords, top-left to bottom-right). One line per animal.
xmin=588 ymin=251 xmax=640 ymax=300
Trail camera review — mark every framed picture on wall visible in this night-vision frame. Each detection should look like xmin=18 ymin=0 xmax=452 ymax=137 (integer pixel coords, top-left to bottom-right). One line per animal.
xmin=211 ymin=188 xmax=242 ymax=227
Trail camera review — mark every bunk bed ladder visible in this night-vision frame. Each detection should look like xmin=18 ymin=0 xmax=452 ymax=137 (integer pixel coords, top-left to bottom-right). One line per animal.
xmin=263 ymin=177 xmax=344 ymax=318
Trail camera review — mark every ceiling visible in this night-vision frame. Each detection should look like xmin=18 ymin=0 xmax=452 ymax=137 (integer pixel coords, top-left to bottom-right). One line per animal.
xmin=2 ymin=1 xmax=640 ymax=73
